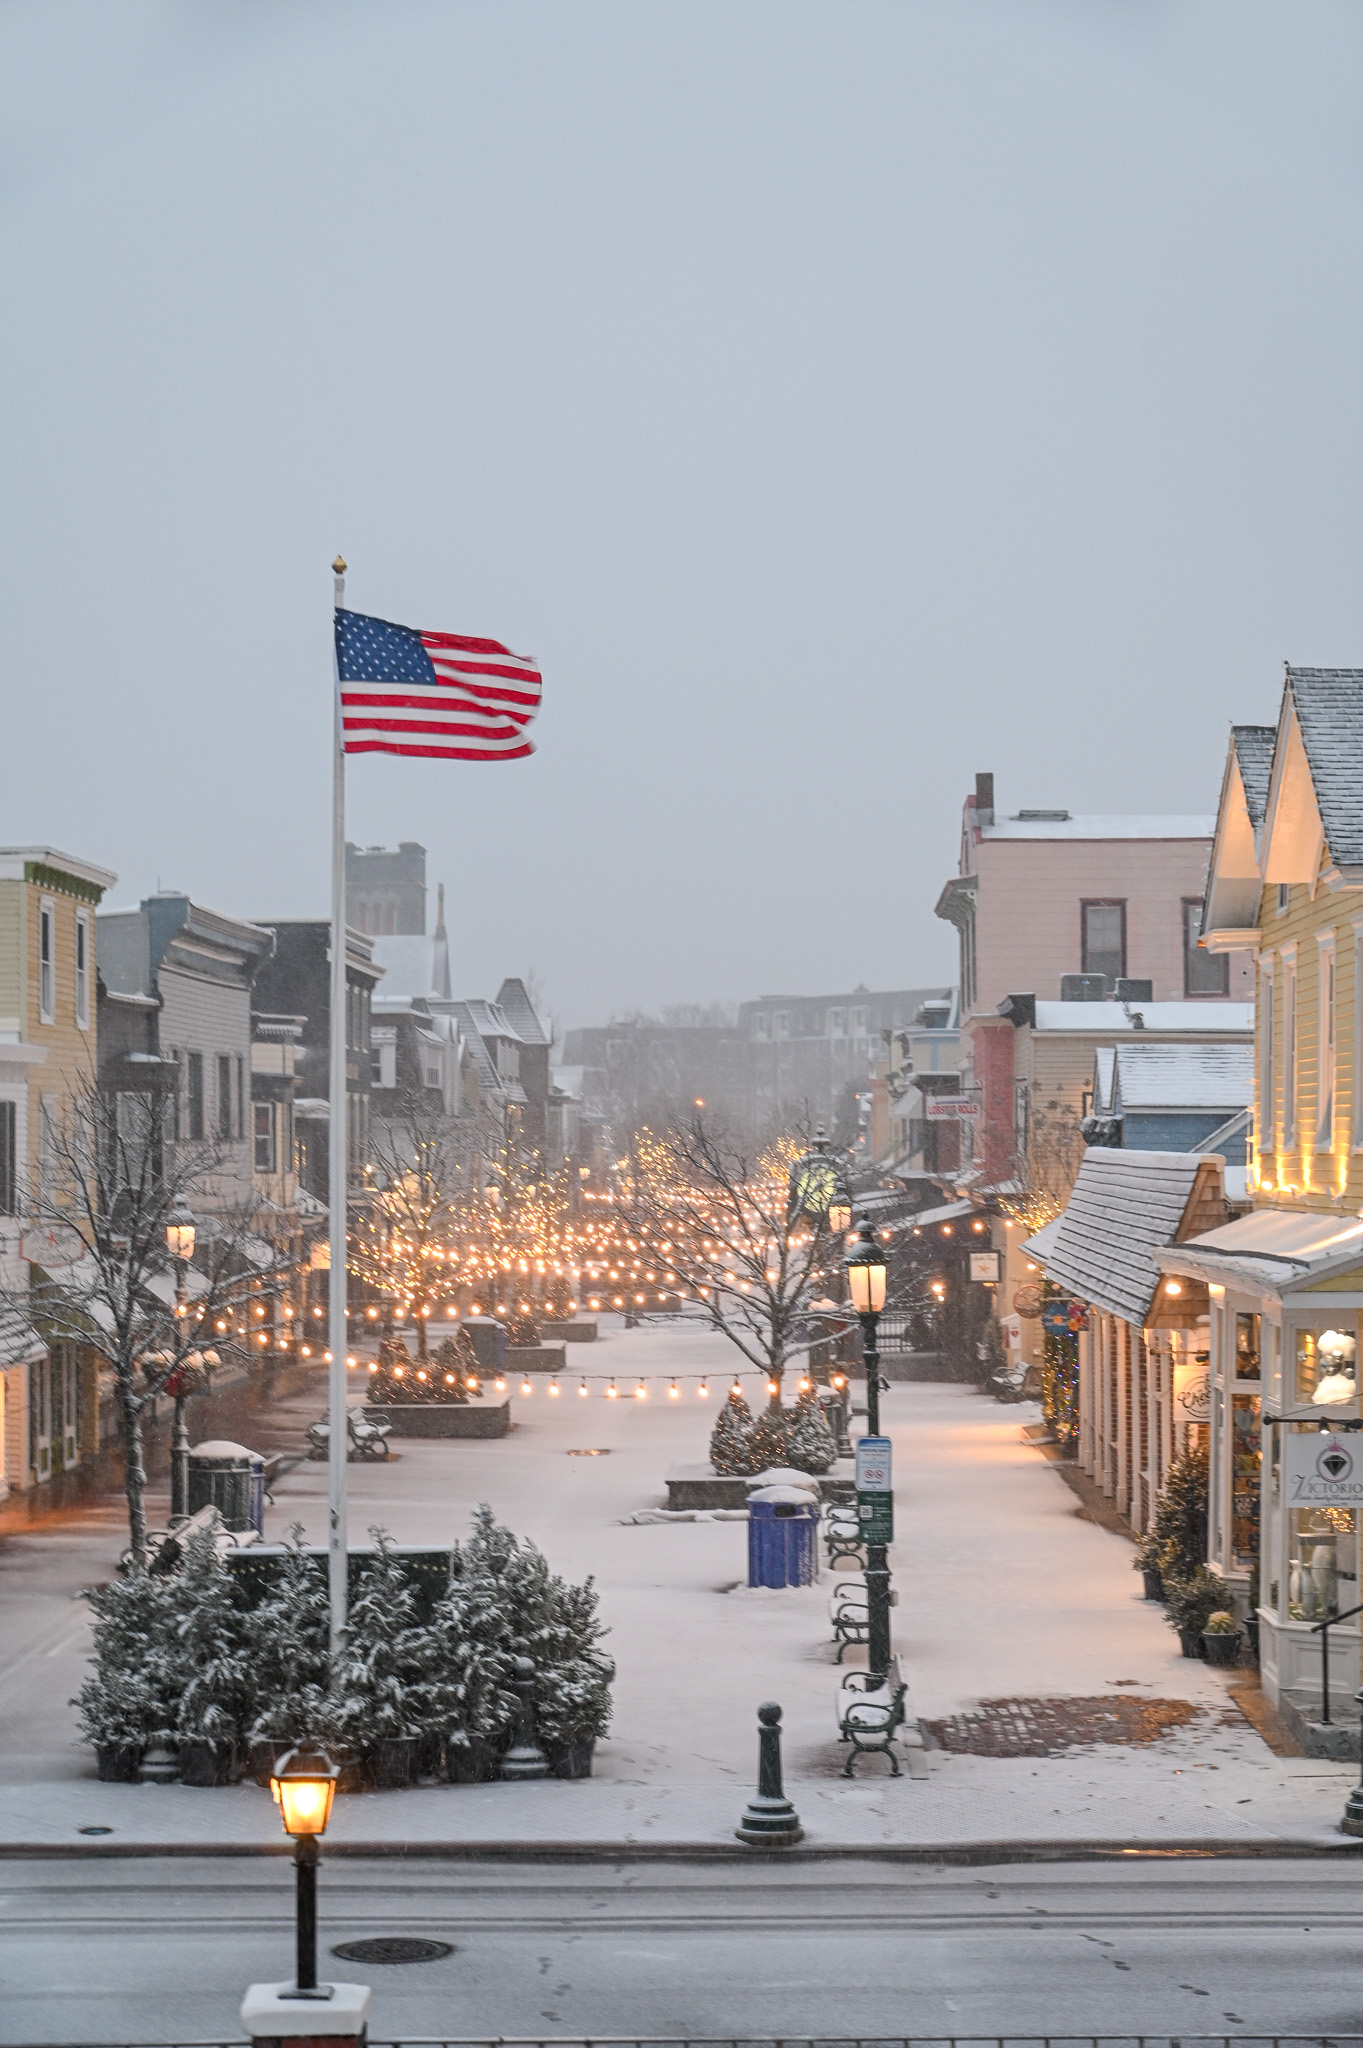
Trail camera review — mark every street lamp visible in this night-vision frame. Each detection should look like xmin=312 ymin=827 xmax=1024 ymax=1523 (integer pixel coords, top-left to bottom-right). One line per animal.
xmin=270 ymin=1746 xmax=339 ymax=1998
xmin=165 ymin=1201 xmax=197 ymax=1524
xmin=845 ymin=1216 xmax=892 ymax=1681
xmin=826 ymin=1187 xmax=853 ymax=1237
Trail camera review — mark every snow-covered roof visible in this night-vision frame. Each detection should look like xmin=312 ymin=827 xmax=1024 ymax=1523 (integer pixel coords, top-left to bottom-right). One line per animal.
xmin=907 ymin=1197 xmax=977 ymax=1229
xmin=0 ymin=1301 xmax=46 ymax=1367
xmin=982 ymin=814 xmax=1214 ymax=842
xmin=1232 ymin=725 xmax=1275 ymax=828
xmin=1285 ymin=669 xmax=1363 ymax=871
xmin=1043 ymin=1149 xmax=1212 ymax=1326
xmin=1158 ymin=1205 xmax=1363 ymax=1295
xmin=1030 ymin=1001 xmax=1253 ymax=1035
xmin=1110 ymin=1041 xmax=1254 ymax=1112
xmin=1020 ymin=1218 xmax=1063 ymax=1265
xmin=496 ymin=977 xmax=550 ymax=1046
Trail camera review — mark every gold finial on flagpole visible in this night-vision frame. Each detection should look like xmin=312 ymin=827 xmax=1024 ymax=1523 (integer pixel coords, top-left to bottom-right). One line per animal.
xmin=332 ymin=556 xmax=347 ymax=575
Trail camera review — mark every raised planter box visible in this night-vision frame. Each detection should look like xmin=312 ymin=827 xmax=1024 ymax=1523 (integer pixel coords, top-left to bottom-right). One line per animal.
xmin=540 ymin=1319 xmax=597 ymax=1343
xmin=364 ymin=1400 xmax=511 ymax=1439
xmin=664 ymin=1464 xmax=854 ymax=1511
xmin=506 ymin=1345 xmax=566 ymax=1374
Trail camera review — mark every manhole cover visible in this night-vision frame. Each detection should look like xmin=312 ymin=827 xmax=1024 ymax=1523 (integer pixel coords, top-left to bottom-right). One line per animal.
xmin=567 ymin=1448 xmax=611 ymax=1456
xmin=77 ymin=1825 xmax=113 ymax=1836
xmin=331 ymin=1937 xmax=453 ymax=1965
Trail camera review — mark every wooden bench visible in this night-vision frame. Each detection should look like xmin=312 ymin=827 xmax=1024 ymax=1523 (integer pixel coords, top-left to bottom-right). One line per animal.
xmin=837 ymin=1654 xmax=908 ymax=1776
xmin=829 ymin=1577 xmax=869 ymax=1662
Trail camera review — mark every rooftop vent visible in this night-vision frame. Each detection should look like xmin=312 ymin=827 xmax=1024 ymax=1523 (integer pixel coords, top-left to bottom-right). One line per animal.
xmin=1114 ymin=978 xmax=1153 ymax=1003
xmin=1060 ymin=973 xmax=1108 ymax=1002
xmin=1013 ymin=809 xmax=1071 ymax=821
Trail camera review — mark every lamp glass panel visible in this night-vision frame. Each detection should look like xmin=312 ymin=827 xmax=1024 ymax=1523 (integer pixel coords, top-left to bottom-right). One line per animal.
xmin=274 ymin=1775 xmax=335 ymax=1836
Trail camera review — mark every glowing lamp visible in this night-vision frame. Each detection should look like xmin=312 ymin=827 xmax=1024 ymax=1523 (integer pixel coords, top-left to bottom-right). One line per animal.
xmin=271 ymin=1746 xmax=338 ymax=1838
xmin=827 ymin=1191 xmax=852 ymax=1236
xmin=845 ymin=1219 xmax=888 ymax=1316
xmin=165 ymin=1201 xmax=196 ymax=1264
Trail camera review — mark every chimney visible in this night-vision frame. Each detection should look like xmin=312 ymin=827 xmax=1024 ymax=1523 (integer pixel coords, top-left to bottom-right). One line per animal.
xmin=974 ymin=772 xmax=994 ymax=826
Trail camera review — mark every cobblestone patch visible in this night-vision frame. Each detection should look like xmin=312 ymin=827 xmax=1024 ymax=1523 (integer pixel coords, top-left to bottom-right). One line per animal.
xmin=920 ymin=1694 xmax=1201 ymax=1756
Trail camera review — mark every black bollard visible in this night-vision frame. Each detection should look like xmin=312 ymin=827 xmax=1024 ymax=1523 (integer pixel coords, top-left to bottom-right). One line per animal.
xmin=1341 ymin=1688 xmax=1363 ymax=1835
xmin=735 ymin=1700 xmax=803 ymax=1846
xmin=499 ymin=1654 xmax=550 ymax=1779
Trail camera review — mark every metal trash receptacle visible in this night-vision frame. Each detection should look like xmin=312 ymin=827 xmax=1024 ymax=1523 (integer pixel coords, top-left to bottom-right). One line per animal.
xmin=188 ymin=1440 xmax=265 ymax=1535
xmin=747 ymin=1484 xmax=821 ymax=1588
xmin=464 ymin=1321 xmax=507 ymax=1374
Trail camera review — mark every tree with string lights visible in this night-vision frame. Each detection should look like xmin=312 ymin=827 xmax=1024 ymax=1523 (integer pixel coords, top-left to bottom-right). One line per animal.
xmin=349 ymin=1092 xmax=463 ymax=1360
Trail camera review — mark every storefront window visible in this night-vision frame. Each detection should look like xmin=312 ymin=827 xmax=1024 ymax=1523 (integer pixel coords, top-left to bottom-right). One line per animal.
xmin=1230 ymin=1393 xmax=1261 ymax=1569
xmin=1288 ymin=1504 xmax=1358 ymax=1621
xmin=1295 ymin=1326 xmax=1360 ymax=1409
xmin=1235 ymin=1313 xmax=1260 ymax=1380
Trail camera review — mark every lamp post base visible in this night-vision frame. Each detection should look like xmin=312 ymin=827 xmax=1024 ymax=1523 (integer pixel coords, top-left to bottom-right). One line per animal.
xmin=1342 ymin=1788 xmax=1363 ymax=1836
xmin=735 ymin=1794 xmax=804 ymax=1847
xmin=241 ymin=1979 xmax=370 ymax=2046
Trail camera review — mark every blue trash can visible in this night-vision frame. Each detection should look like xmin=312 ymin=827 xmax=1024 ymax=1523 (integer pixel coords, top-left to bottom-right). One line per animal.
xmin=187 ymin=1440 xmax=265 ymax=1536
xmin=747 ymin=1485 xmax=821 ymax=1588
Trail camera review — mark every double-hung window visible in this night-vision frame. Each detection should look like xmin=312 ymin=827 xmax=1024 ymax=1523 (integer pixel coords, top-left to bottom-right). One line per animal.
xmin=187 ymin=1053 xmax=205 ymax=1142
xmin=75 ymin=912 xmax=90 ymax=1029
xmin=1281 ymin=947 xmax=1298 ymax=1153
xmin=38 ymin=900 xmax=55 ymax=1024
xmin=1081 ymin=900 xmax=1126 ymax=987
xmin=1259 ymin=958 xmax=1275 ymax=1158
xmin=1318 ymin=935 xmax=1337 ymax=1152
xmin=217 ymin=1054 xmax=233 ymax=1141
xmin=1183 ymin=899 xmax=1228 ymax=997
xmin=253 ymin=1102 xmax=275 ymax=1173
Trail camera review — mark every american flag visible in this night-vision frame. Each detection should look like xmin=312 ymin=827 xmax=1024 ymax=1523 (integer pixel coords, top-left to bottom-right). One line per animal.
xmin=335 ymin=607 xmax=541 ymax=760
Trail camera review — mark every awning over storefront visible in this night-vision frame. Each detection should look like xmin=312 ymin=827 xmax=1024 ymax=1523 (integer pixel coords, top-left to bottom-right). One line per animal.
xmin=1156 ymin=1205 xmax=1363 ymax=1301
xmin=1040 ymin=1148 xmax=1217 ymax=1326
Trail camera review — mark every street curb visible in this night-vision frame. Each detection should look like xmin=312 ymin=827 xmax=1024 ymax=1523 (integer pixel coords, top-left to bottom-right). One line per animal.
xmin=1 ymin=1834 xmax=1360 ymax=1864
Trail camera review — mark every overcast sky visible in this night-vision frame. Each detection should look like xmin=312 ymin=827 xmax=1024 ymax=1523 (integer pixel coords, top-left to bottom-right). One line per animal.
xmin=2 ymin=1 xmax=1361 ymax=1034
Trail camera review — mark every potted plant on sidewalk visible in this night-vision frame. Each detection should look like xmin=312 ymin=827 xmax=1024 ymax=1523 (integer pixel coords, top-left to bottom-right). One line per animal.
xmin=1164 ymin=1567 xmax=1224 ymax=1658
xmin=74 ymin=1568 xmax=176 ymax=1782
xmin=242 ymin=1524 xmax=332 ymax=1784
xmin=1201 ymin=1609 xmax=1243 ymax=1667
xmin=169 ymin=1526 xmax=252 ymax=1785
xmin=327 ymin=1529 xmax=427 ymax=1787
xmin=1132 ymin=1526 xmax=1164 ymax=1603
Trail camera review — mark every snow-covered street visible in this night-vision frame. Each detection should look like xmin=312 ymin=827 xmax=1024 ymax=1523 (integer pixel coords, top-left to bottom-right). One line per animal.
xmin=0 ymin=1321 xmax=1355 ymax=1851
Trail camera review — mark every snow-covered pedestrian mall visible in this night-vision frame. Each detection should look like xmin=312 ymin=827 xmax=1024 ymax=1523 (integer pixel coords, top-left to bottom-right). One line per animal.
xmin=0 ymin=1319 xmax=1356 ymax=1852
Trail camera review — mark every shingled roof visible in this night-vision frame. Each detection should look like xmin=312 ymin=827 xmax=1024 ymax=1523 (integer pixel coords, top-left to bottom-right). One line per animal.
xmin=1286 ymin=668 xmax=1363 ymax=870
xmin=1231 ymin=724 xmax=1275 ymax=828
xmin=1041 ymin=1149 xmax=1207 ymax=1326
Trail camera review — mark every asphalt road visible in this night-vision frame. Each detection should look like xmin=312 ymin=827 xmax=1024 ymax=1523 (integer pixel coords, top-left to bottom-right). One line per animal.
xmin=3 ymin=1854 xmax=1363 ymax=2044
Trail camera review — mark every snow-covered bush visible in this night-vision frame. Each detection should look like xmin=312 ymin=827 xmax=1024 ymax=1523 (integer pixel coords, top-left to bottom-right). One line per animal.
xmin=1163 ymin=1564 xmax=1223 ymax=1639
xmin=244 ymin=1525 xmax=332 ymax=1748
xmin=784 ymin=1387 xmax=837 ymax=1474
xmin=326 ymin=1529 xmax=433 ymax=1753
xmin=709 ymin=1387 xmax=756 ymax=1474
xmin=426 ymin=1545 xmax=517 ymax=1767
xmin=1141 ymin=1445 xmax=1209 ymax=1584
xmin=746 ymin=1404 xmax=790 ymax=1473
xmin=74 ymin=1567 xmax=178 ymax=1751
xmin=168 ymin=1526 xmax=252 ymax=1748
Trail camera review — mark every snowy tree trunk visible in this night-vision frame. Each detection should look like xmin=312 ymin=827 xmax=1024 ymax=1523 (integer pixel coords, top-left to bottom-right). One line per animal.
xmin=119 ymin=1379 xmax=149 ymax=1568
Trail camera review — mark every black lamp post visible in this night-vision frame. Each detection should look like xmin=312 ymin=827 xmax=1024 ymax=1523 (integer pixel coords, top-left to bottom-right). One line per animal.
xmin=164 ymin=1201 xmax=196 ymax=1524
xmin=846 ymin=1216 xmax=892 ymax=1681
xmin=271 ymin=1746 xmax=340 ymax=1998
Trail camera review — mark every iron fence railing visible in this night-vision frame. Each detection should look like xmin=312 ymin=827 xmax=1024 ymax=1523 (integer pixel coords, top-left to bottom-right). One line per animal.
xmin=67 ymin=2035 xmax=1363 ymax=2048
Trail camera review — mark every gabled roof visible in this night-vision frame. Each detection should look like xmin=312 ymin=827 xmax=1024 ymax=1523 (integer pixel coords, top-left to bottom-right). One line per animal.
xmin=1283 ymin=668 xmax=1363 ymax=872
xmin=495 ymin=978 xmax=549 ymax=1046
xmin=1232 ymin=726 xmax=1275 ymax=827
xmin=1041 ymin=1148 xmax=1215 ymax=1326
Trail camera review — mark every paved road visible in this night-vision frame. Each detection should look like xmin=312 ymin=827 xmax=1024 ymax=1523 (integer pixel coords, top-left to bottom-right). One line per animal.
xmin=3 ymin=1855 xmax=1363 ymax=2044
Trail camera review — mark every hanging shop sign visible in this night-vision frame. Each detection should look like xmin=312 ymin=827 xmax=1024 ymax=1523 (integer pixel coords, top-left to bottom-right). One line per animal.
xmin=20 ymin=1222 xmax=84 ymax=1267
xmin=1173 ymin=1355 xmax=1211 ymax=1422
xmin=1013 ymin=1283 xmax=1044 ymax=1319
xmin=1041 ymin=1299 xmax=1088 ymax=1336
xmin=1286 ymin=1430 xmax=1363 ymax=1506
xmin=925 ymin=1099 xmax=980 ymax=1120
xmin=969 ymin=1252 xmax=1000 ymax=1284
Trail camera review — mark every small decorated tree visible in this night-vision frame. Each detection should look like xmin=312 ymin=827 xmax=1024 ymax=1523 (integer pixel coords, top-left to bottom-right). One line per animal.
xmin=784 ymin=1386 xmax=837 ymax=1475
xmin=432 ymin=1332 xmax=473 ymax=1403
xmin=244 ymin=1525 xmax=332 ymax=1754
xmin=747 ymin=1404 xmax=791 ymax=1473
xmin=709 ymin=1387 xmax=755 ymax=1475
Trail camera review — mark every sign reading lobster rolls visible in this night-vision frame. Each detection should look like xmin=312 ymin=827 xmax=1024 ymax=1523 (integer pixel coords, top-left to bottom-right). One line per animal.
xmin=1286 ymin=1431 xmax=1363 ymax=1506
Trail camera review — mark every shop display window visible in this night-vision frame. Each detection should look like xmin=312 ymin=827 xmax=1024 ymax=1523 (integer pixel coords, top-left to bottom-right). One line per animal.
xmin=1295 ymin=1326 xmax=1359 ymax=1409
xmin=1288 ymin=1504 xmax=1358 ymax=1621
xmin=1235 ymin=1313 xmax=1260 ymax=1380
xmin=1230 ymin=1393 xmax=1260 ymax=1569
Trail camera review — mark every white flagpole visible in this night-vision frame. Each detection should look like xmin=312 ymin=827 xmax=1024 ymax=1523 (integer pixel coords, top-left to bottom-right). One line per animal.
xmin=328 ymin=554 xmax=350 ymax=1655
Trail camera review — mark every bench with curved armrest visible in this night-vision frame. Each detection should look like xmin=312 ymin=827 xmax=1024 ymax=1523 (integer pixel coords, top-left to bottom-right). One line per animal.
xmin=829 ymin=1576 xmax=869 ymax=1662
xmin=837 ymin=1654 xmax=908 ymax=1775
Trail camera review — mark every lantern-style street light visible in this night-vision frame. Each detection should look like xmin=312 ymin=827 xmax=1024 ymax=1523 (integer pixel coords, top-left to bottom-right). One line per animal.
xmin=270 ymin=1746 xmax=340 ymax=1997
xmin=846 ymin=1216 xmax=892 ymax=1681
xmin=164 ymin=1201 xmax=197 ymax=1523
xmin=826 ymin=1187 xmax=853 ymax=1237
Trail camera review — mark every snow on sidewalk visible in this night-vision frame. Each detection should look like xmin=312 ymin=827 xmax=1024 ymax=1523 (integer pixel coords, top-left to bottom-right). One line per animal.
xmin=0 ymin=1324 xmax=1355 ymax=1851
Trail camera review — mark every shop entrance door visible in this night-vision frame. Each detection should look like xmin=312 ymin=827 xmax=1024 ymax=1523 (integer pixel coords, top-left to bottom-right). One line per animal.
xmin=51 ymin=1346 xmax=79 ymax=1471
xmin=29 ymin=1357 xmax=51 ymax=1481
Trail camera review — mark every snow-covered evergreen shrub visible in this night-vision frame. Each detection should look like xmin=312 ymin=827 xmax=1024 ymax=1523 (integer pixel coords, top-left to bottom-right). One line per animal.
xmin=784 ymin=1387 xmax=837 ymax=1475
xmin=432 ymin=1333 xmax=473 ymax=1402
xmin=709 ymin=1388 xmax=755 ymax=1474
xmin=74 ymin=1567 xmax=177 ymax=1749
xmin=169 ymin=1526 xmax=253 ymax=1746
xmin=1145 ymin=1445 xmax=1209 ymax=1583
xmin=245 ymin=1524 xmax=332 ymax=1747
xmin=426 ymin=1545 xmax=517 ymax=1762
xmin=326 ymin=1529 xmax=429 ymax=1751
xmin=746 ymin=1404 xmax=791 ymax=1472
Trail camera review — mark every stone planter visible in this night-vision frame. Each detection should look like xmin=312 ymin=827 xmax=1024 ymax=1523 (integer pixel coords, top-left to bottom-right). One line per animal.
xmin=95 ymin=1741 xmax=142 ymax=1784
xmin=1202 ymin=1629 xmax=1242 ymax=1668
xmin=369 ymin=1735 xmax=419 ymax=1789
xmin=446 ymin=1735 xmax=499 ymax=1784
xmin=1178 ymin=1627 xmax=1208 ymax=1659
xmin=550 ymin=1736 xmax=596 ymax=1780
xmin=1142 ymin=1567 xmax=1164 ymax=1602
xmin=363 ymin=1400 xmax=511 ymax=1439
xmin=177 ymin=1737 xmax=237 ymax=1787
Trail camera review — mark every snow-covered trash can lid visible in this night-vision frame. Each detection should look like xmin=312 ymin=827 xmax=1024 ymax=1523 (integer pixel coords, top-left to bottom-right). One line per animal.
xmin=188 ymin=1440 xmax=261 ymax=1467
xmin=748 ymin=1484 xmax=820 ymax=1507
xmin=744 ymin=1467 xmax=819 ymax=1492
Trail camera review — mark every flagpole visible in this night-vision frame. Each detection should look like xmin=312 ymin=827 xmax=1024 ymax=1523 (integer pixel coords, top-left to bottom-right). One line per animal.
xmin=328 ymin=554 xmax=350 ymax=1655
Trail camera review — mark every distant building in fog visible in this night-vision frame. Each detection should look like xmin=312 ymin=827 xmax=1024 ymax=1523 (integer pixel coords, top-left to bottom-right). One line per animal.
xmin=345 ymin=841 xmax=426 ymax=937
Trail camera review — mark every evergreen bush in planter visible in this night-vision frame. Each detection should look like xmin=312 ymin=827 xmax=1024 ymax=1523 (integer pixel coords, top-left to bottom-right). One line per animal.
xmin=243 ymin=1524 xmax=332 ymax=1782
xmin=1133 ymin=1526 xmax=1165 ymax=1602
xmin=1146 ymin=1446 xmax=1210 ymax=1585
xmin=429 ymin=1539 xmax=517 ymax=1781
xmin=168 ymin=1526 xmax=253 ymax=1784
xmin=1201 ymin=1609 xmax=1242 ymax=1667
xmin=74 ymin=1568 xmax=178 ymax=1781
xmin=432 ymin=1333 xmax=473 ymax=1402
xmin=709 ymin=1388 xmax=756 ymax=1475
xmin=1164 ymin=1566 xmax=1224 ymax=1657
xmin=784 ymin=1387 xmax=837 ymax=1476
xmin=327 ymin=1528 xmax=430 ymax=1785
